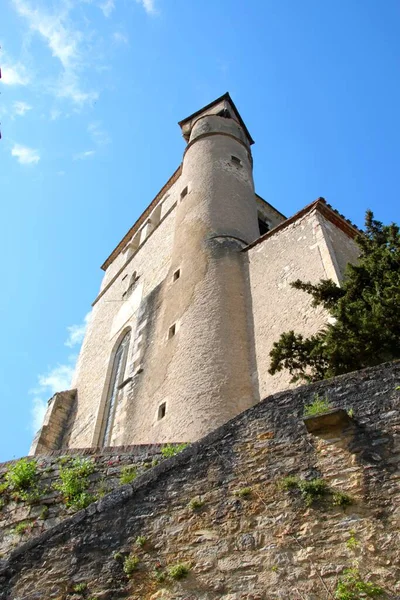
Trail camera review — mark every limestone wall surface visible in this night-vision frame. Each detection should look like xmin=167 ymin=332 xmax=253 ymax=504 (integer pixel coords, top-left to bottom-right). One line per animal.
xmin=67 ymin=179 xmax=180 ymax=449
xmin=1 ymin=361 xmax=399 ymax=600
xmin=246 ymin=208 xmax=359 ymax=401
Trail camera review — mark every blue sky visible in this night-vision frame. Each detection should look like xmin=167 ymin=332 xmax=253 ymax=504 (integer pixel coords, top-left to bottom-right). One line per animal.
xmin=1 ymin=0 xmax=399 ymax=462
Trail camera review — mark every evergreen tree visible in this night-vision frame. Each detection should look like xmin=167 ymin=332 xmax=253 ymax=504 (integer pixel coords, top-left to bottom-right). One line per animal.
xmin=268 ymin=210 xmax=400 ymax=383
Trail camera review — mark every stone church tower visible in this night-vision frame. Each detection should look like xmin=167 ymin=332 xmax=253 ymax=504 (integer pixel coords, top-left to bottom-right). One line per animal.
xmin=31 ymin=93 xmax=360 ymax=455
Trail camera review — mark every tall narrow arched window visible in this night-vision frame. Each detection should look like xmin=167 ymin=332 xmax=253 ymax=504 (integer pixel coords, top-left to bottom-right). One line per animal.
xmin=100 ymin=330 xmax=131 ymax=446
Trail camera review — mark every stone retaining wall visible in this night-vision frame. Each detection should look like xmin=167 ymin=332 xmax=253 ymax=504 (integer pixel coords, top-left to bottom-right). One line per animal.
xmin=1 ymin=361 xmax=400 ymax=599
xmin=0 ymin=445 xmax=171 ymax=558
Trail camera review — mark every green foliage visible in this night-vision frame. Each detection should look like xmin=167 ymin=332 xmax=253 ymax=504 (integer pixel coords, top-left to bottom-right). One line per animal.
xmin=303 ymin=394 xmax=332 ymax=417
xmin=188 ymin=497 xmax=205 ymax=511
xmin=13 ymin=521 xmax=32 ymax=535
xmin=346 ymin=530 xmax=359 ymax=551
xmin=332 ymin=491 xmax=353 ymax=507
xmin=347 ymin=408 xmax=355 ymax=418
xmin=135 ymin=535 xmax=147 ymax=547
xmin=151 ymin=458 xmax=159 ymax=467
xmin=54 ymin=458 xmax=96 ymax=511
xmin=73 ymin=582 xmax=87 ymax=594
xmin=234 ymin=487 xmax=252 ymax=498
xmin=335 ymin=568 xmax=384 ymax=599
xmin=161 ymin=443 xmax=189 ymax=458
xmin=113 ymin=551 xmax=123 ymax=562
xmin=39 ymin=505 xmax=49 ymax=520
xmin=154 ymin=569 xmax=167 ymax=583
xmin=119 ymin=466 xmax=138 ymax=485
xmin=5 ymin=459 xmax=40 ymax=502
xmin=298 ymin=478 xmax=328 ymax=506
xmin=280 ymin=476 xmax=328 ymax=506
xmin=0 ymin=482 xmax=8 ymax=495
xmin=168 ymin=563 xmax=190 ymax=580
xmin=280 ymin=475 xmax=300 ymax=490
xmin=123 ymin=554 xmax=139 ymax=576
xmin=269 ymin=211 xmax=400 ymax=382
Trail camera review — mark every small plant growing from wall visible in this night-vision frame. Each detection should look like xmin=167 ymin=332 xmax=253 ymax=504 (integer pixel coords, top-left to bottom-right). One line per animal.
xmin=280 ymin=476 xmax=328 ymax=506
xmin=188 ymin=497 xmax=205 ymax=511
xmin=135 ymin=535 xmax=147 ymax=548
xmin=332 ymin=490 xmax=353 ymax=507
xmin=303 ymin=394 xmax=332 ymax=417
xmin=161 ymin=443 xmax=189 ymax=458
xmin=346 ymin=530 xmax=360 ymax=551
xmin=234 ymin=487 xmax=252 ymax=498
xmin=168 ymin=563 xmax=190 ymax=580
xmin=281 ymin=475 xmax=353 ymax=509
xmin=5 ymin=458 xmax=42 ymax=503
xmin=72 ymin=582 xmax=87 ymax=594
xmin=120 ymin=466 xmax=138 ymax=485
xmin=123 ymin=554 xmax=140 ymax=576
xmin=54 ymin=458 xmax=96 ymax=511
xmin=13 ymin=521 xmax=33 ymax=535
xmin=335 ymin=568 xmax=384 ymax=599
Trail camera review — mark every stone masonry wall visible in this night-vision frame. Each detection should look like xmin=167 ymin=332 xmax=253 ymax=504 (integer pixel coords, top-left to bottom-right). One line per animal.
xmin=0 ymin=445 xmax=171 ymax=558
xmin=1 ymin=361 xmax=399 ymax=599
xmin=247 ymin=207 xmax=346 ymax=401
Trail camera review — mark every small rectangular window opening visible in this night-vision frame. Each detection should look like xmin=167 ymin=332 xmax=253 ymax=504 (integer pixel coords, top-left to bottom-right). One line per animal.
xmin=173 ymin=269 xmax=180 ymax=282
xmin=231 ymin=155 xmax=242 ymax=166
xmin=158 ymin=402 xmax=166 ymax=420
xmin=168 ymin=323 xmax=176 ymax=339
xmin=258 ymin=218 xmax=270 ymax=236
xmin=180 ymin=186 xmax=188 ymax=200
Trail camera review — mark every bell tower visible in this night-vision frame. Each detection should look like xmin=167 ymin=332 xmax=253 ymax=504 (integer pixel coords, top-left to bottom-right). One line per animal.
xmin=138 ymin=93 xmax=261 ymax=442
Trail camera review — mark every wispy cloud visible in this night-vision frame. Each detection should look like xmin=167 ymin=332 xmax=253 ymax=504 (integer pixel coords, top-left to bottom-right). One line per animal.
xmin=12 ymin=0 xmax=98 ymax=105
xmin=30 ymin=311 xmax=91 ymax=432
xmin=1 ymin=61 xmax=30 ymax=85
xmin=11 ymin=143 xmax=40 ymax=165
xmin=13 ymin=100 xmax=32 ymax=116
xmin=88 ymin=121 xmax=110 ymax=146
xmin=136 ymin=0 xmax=156 ymax=14
xmin=113 ymin=31 xmax=129 ymax=45
xmin=100 ymin=0 xmax=115 ymax=17
xmin=50 ymin=108 xmax=62 ymax=121
xmin=65 ymin=312 xmax=92 ymax=348
xmin=73 ymin=150 xmax=96 ymax=160
xmin=31 ymin=361 xmax=76 ymax=433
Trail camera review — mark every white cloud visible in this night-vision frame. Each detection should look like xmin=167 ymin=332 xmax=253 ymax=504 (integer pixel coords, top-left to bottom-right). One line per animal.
xmin=11 ymin=143 xmax=40 ymax=165
xmin=31 ymin=397 xmax=48 ymax=434
xmin=73 ymin=150 xmax=96 ymax=160
xmin=30 ymin=311 xmax=91 ymax=432
xmin=13 ymin=100 xmax=32 ymax=116
xmin=12 ymin=0 xmax=98 ymax=105
xmin=30 ymin=361 xmax=76 ymax=433
xmin=136 ymin=0 xmax=156 ymax=14
xmin=50 ymin=108 xmax=62 ymax=120
xmin=113 ymin=31 xmax=129 ymax=45
xmin=1 ymin=61 xmax=30 ymax=85
xmin=65 ymin=312 xmax=92 ymax=347
xmin=100 ymin=0 xmax=115 ymax=17
xmin=88 ymin=121 xmax=110 ymax=146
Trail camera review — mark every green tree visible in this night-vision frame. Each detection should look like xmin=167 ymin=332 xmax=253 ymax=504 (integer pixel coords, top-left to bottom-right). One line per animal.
xmin=269 ymin=210 xmax=400 ymax=383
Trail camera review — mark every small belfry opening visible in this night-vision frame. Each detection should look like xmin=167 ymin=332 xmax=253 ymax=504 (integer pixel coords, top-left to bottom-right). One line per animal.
xmin=173 ymin=268 xmax=180 ymax=282
xmin=158 ymin=402 xmax=166 ymax=420
xmin=231 ymin=155 xmax=242 ymax=166
xmin=168 ymin=323 xmax=176 ymax=339
xmin=180 ymin=186 xmax=188 ymax=200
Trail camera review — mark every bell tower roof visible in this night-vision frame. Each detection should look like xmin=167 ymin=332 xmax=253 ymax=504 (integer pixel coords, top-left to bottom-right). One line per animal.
xmin=178 ymin=92 xmax=255 ymax=145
